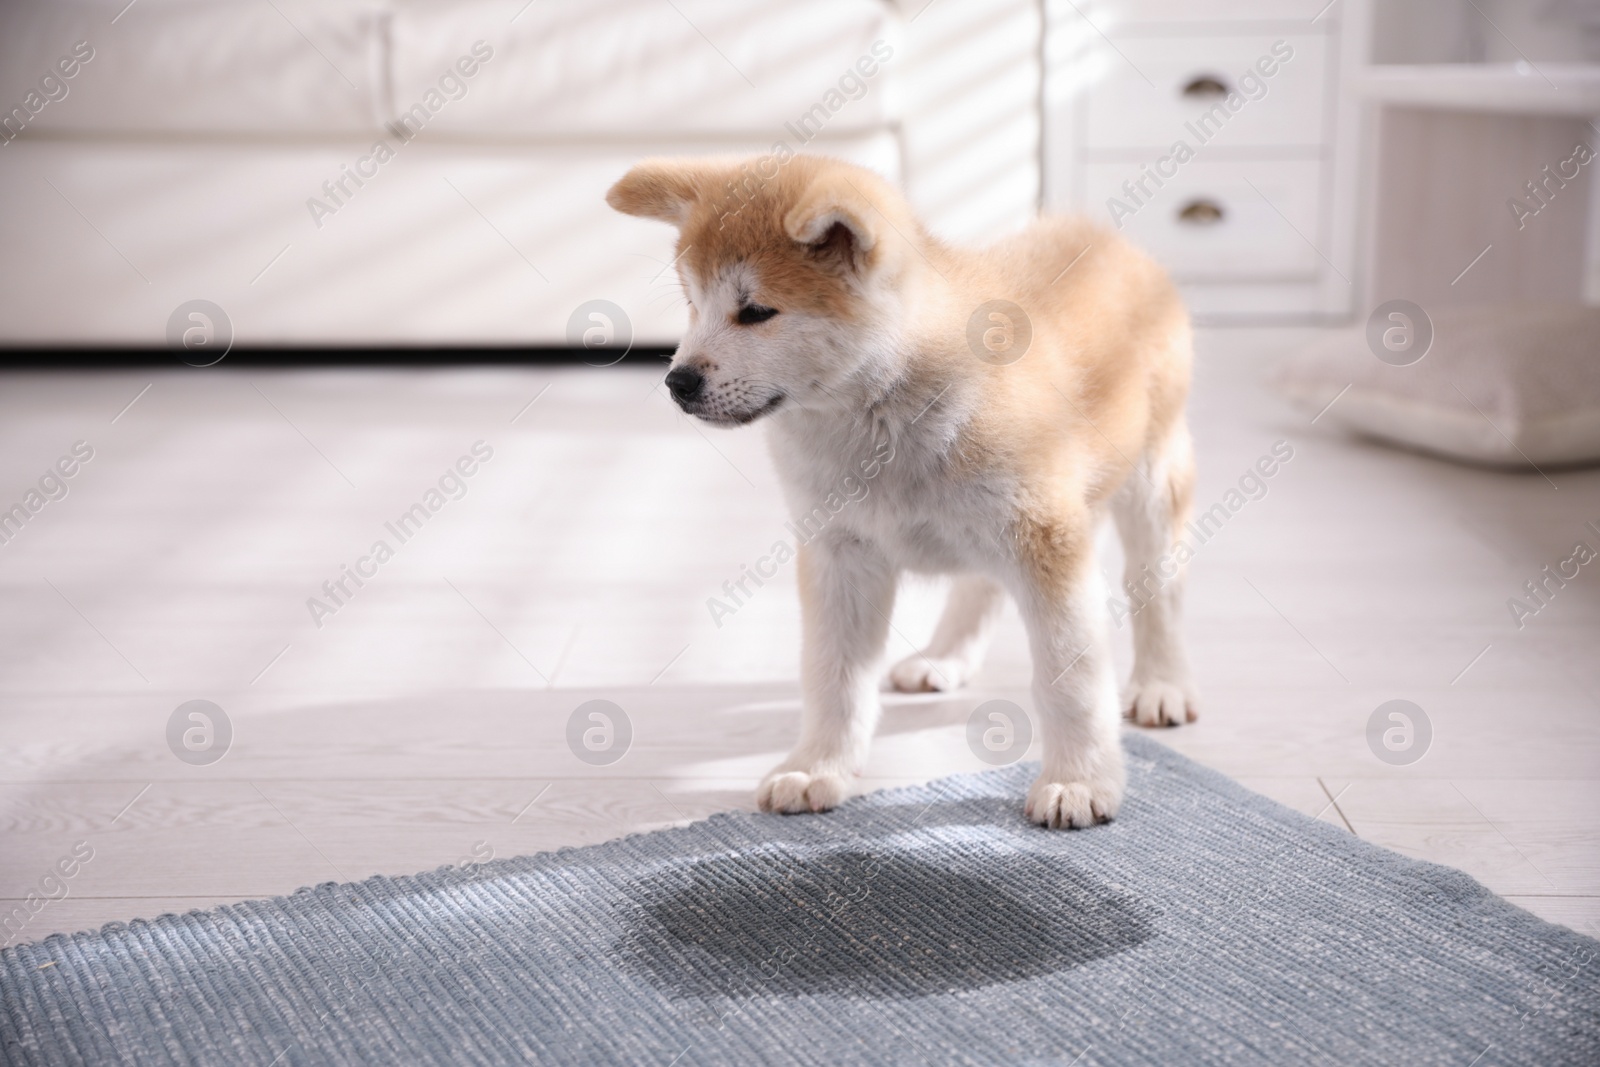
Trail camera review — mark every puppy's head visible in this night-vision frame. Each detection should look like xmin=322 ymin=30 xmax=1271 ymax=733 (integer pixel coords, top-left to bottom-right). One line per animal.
xmin=607 ymin=153 xmax=916 ymax=425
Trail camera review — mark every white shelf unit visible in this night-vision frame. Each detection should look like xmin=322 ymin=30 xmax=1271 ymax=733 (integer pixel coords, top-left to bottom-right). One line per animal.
xmin=1352 ymin=0 xmax=1600 ymax=313
xmin=1355 ymin=63 xmax=1600 ymax=116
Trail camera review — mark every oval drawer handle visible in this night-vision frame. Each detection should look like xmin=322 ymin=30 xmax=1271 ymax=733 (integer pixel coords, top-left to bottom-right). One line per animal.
xmin=1177 ymin=199 xmax=1226 ymax=225
xmin=1181 ymin=75 xmax=1230 ymax=98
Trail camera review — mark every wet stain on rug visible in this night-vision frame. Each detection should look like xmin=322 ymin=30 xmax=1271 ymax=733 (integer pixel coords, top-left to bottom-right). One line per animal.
xmin=618 ymin=848 xmax=1157 ymax=999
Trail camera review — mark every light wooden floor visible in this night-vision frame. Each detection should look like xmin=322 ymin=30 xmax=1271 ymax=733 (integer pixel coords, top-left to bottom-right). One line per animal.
xmin=2 ymin=328 xmax=1597 ymax=947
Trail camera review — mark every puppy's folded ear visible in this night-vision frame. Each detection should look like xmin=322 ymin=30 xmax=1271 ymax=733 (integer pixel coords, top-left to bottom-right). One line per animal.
xmin=784 ymin=175 xmax=879 ymax=272
xmin=606 ymin=159 xmax=703 ymax=226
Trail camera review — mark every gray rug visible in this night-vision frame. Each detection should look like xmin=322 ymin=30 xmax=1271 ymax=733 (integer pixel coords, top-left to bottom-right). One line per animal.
xmin=3 ymin=735 xmax=1597 ymax=1066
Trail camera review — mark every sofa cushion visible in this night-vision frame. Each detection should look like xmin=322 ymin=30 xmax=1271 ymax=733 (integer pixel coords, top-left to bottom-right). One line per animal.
xmin=0 ymin=0 xmax=387 ymax=136
xmin=0 ymin=133 xmax=902 ymax=345
xmin=387 ymin=0 xmax=902 ymax=138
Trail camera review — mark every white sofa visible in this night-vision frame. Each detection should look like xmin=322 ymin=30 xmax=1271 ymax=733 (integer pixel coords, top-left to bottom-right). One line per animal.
xmin=0 ymin=0 xmax=1041 ymax=347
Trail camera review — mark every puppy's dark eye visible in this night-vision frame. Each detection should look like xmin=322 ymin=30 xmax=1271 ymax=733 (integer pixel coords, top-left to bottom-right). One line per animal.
xmin=736 ymin=304 xmax=779 ymax=325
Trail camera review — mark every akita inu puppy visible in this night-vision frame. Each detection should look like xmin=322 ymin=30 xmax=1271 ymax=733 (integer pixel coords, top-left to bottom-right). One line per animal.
xmin=607 ymin=154 xmax=1196 ymax=828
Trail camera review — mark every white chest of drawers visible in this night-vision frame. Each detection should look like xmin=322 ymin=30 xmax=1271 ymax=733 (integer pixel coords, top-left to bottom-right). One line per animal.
xmin=1043 ymin=0 xmax=1365 ymax=323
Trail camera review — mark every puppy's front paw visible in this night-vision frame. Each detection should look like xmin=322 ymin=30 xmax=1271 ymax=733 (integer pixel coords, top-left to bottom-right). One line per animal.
xmin=1124 ymin=679 xmax=1198 ymax=727
xmin=1025 ymin=771 xmax=1123 ymax=829
xmin=888 ymin=653 xmax=974 ymax=693
xmin=757 ymin=767 xmax=850 ymax=814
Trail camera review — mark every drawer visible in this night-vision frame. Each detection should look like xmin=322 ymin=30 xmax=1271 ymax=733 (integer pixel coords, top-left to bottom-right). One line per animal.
xmin=1083 ymin=159 xmax=1324 ymax=282
xmin=1084 ymin=33 xmax=1328 ymax=150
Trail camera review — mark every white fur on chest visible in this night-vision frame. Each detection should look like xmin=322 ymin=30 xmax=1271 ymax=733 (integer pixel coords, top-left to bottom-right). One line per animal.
xmin=767 ymin=404 xmax=1014 ymax=575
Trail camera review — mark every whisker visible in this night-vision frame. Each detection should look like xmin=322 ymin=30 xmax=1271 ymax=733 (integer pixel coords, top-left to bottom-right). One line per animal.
xmin=647 ymin=291 xmax=688 ymax=313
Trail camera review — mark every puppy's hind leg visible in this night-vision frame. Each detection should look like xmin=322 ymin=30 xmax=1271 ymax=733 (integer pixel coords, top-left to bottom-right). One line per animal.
xmin=1111 ymin=424 xmax=1199 ymax=727
xmin=889 ymin=574 xmax=1006 ymax=693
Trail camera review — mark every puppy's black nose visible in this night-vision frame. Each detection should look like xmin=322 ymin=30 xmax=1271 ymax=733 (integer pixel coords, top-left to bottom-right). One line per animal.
xmin=665 ymin=366 xmax=704 ymax=404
